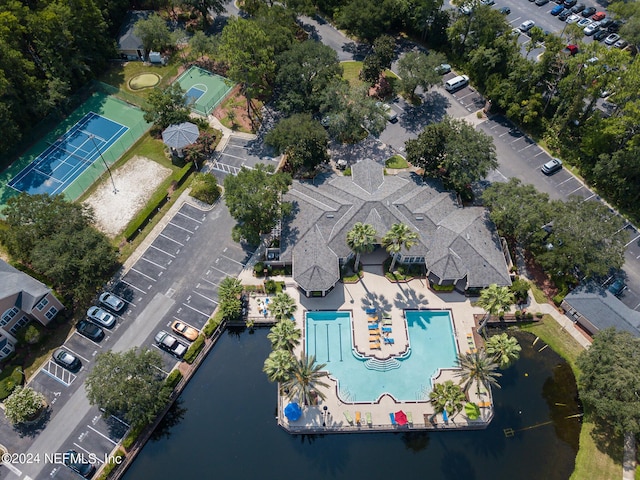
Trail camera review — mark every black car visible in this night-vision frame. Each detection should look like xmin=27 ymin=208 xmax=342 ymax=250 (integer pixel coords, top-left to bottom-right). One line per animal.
xmin=563 ymin=0 xmax=577 ymax=8
xmin=570 ymin=3 xmax=585 ymax=13
xmin=64 ymin=450 xmax=95 ymax=478
xmin=598 ymin=18 xmax=613 ymax=29
xmin=608 ymin=20 xmax=623 ymax=32
xmin=52 ymin=349 xmax=81 ymax=371
xmin=535 ymin=0 xmax=550 ymax=5
xmin=499 ymin=6 xmax=511 ymax=14
xmin=593 ymin=29 xmax=609 ymax=41
xmin=76 ymin=319 xmax=105 ymax=342
xmin=558 ymin=9 xmax=572 ymax=20
xmin=582 ymin=6 xmax=596 ymax=17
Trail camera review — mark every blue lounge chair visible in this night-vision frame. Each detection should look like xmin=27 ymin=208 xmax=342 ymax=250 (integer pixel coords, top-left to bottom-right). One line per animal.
xmin=366 ymin=308 xmax=376 ymax=315
xmin=384 ymin=337 xmax=395 ymax=344
xmin=382 ymin=326 xmax=392 ymax=333
xmin=389 ymin=413 xmax=397 ymax=425
xmin=368 ymin=323 xmax=379 ymax=330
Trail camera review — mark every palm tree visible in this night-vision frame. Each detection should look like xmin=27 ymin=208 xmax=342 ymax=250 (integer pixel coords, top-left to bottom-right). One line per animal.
xmin=263 ymin=349 xmax=295 ymax=383
xmin=267 ymin=318 xmax=301 ymax=351
xmin=429 ymin=380 xmax=466 ymax=416
xmin=476 ymin=284 xmax=515 ymax=334
xmin=456 ymin=349 xmax=502 ymax=398
xmin=282 ymin=354 xmax=329 ymax=406
xmin=218 ymin=277 xmax=243 ymax=302
xmin=346 ymin=222 xmax=377 ymax=271
xmin=486 ymin=332 xmax=522 ymax=369
xmin=268 ymin=292 xmax=297 ymax=322
xmin=382 ymin=223 xmax=419 ymax=272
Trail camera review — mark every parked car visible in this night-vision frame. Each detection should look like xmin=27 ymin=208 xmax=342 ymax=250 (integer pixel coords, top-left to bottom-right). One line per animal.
xmin=566 ymin=14 xmax=581 ymax=24
xmin=607 ymin=20 xmax=623 ymax=32
xmin=558 ymin=9 xmax=572 ymax=20
xmin=64 ymin=450 xmax=95 ymax=479
xmin=608 ymin=278 xmax=626 ymax=296
xmin=155 ymin=330 xmax=188 ymax=358
xmin=376 ymin=102 xmax=398 ymax=122
xmin=519 ymin=20 xmax=535 ymax=32
xmin=171 ymin=320 xmax=199 ymax=342
xmin=435 ymin=63 xmax=452 ymax=74
xmin=541 ymin=158 xmax=563 ymax=174
xmin=99 ymin=292 xmax=126 ymax=313
xmin=591 ymin=11 xmax=606 ymax=21
xmin=614 ymin=39 xmax=628 ymax=49
xmin=76 ymin=319 xmax=105 ymax=342
xmin=499 ymin=6 xmax=511 ymax=14
xmin=52 ymin=349 xmax=81 ymax=371
xmin=564 ymin=44 xmax=579 ymax=55
xmin=550 ymin=4 xmax=564 ymax=15
xmin=570 ymin=3 xmax=585 ymax=13
xmin=582 ymin=6 xmax=596 ymax=17
xmin=604 ymin=33 xmax=620 ymax=45
xmin=563 ymin=0 xmax=577 ymax=7
xmin=535 ymin=0 xmax=550 ymax=6
xmin=584 ymin=22 xmax=600 ymax=35
xmin=593 ymin=29 xmax=609 ymax=41
xmin=577 ymin=18 xmax=592 ymax=28
xmin=480 ymin=0 xmax=495 ymax=5
xmin=598 ymin=18 xmax=613 ymax=29
xmin=87 ymin=306 xmax=116 ymax=328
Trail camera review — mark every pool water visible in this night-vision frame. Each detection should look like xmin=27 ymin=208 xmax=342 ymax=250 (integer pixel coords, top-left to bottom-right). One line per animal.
xmin=305 ymin=310 xmax=458 ymax=402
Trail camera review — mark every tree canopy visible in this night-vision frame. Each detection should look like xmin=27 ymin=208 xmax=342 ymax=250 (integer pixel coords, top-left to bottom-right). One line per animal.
xmin=397 ymin=51 xmax=443 ymax=100
xmin=405 ymin=116 xmax=498 ymax=194
xmin=224 ymin=164 xmax=292 ymax=245
xmin=133 ymin=13 xmax=175 ymax=55
xmin=0 ymin=193 xmax=117 ymax=303
xmin=85 ymin=348 xmax=168 ymax=429
xmin=577 ymin=328 xmax=640 ymax=435
xmin=142 ymin=83 xmax=191 ymax=130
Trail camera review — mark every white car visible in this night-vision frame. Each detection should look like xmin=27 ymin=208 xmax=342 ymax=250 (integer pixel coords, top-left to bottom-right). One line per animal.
xmin=155 ymin=330 xmax=188 ymax=358
xmin=584 ymin=22 xmax=600 ymax=35
xmin=519 ymin=20 xmax=535 ymax=32
xmin=376 ymin=102 xmax=398 ymax=122
xmin=604 ymin=33 xmax=620 ymax=45
xmin=87 ymin=306 xmax=116 ymax=328
xmin=566 ymin=14 xmax=581 ymax=24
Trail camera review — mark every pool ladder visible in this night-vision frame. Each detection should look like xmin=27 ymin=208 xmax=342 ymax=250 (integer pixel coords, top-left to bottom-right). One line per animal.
xmin=364 ymin=357 xmax=402 ymax=372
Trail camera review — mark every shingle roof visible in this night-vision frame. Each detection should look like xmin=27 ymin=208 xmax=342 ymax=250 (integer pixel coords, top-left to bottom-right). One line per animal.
xmin=0 ymin=260 xmax=50 ymax=312
xmin=563 ymin=284 xmax=640 ymax=336
xmin=292 ymin=225 xmax=340 ymax=292
xmin=281 ymin=160 xmax=510 ymax=289
xmin=117 ymin=11 xmax=151 ymax=52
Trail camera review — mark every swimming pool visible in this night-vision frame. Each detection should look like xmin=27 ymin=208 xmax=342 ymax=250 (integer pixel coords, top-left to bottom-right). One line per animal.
xmin=305 ymin=310 xmax=459 ymax=402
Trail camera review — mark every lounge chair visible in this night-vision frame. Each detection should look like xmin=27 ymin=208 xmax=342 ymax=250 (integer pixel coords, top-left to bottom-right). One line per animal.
xmin=478 ymin=401 xmax=491 ymax=408
xmin=344 ymin=411 xmax=354 ymax=424
xmin=382 ymin=319 xmax=393 ymax=326
xmin=366 ymin=308 xmax=376 ymax=315
xmin=370 ymin=341 xmax=381 ymax=350
xmin=368 ymin=316 xmax=378 ymax=323
xmin=382 ymin=326 xmax=392 ymax=333
xmin=382 ymin=313 xmax=391 ymax=319
xmin=368 ymin=323 xmax=379 ymax=330
xmin=407 ymin=412 xmax=413 ymax=424
xmin=355 ymin=411 xmax=361 ymax=425
xmin=384 ymin=337 xmax=395 ymax=345
xmin=389 ymin=413 xmax=397 ymax=425
xmin=366 ymin=412 xmax=372 ymax=426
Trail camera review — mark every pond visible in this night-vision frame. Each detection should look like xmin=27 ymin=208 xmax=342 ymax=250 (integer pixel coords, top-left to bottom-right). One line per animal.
xmin=123 ymin=329 xmax=580 ymax=480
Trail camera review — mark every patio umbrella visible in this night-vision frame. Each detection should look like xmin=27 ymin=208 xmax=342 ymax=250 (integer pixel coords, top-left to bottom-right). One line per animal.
xmin=465 ymin=402 xmax=481 ymax=420
xmin=284 ymin=402 xmax=302 ymax=422
xmin=162 ymin=122 xmax=200 ymax=152
xmin=394 ymin=410 xmax=408 ymax=426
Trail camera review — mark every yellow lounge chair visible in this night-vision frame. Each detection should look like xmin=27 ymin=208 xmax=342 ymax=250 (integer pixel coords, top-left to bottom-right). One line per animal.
xmin=369 ymin=342 xmax=381 ymax=350
xmin=406 ymin=412 xmax=413 ymax=424
xmin=355 ymin=411 xmax=361 ymax=425
xmin=368 ymin=316 xmax=378 ymax=322
xmin=478 ymin=401 xmax=491 ymax=408
xmin=366 ymin=412 xmax=372 ymax=426
xmin=344 ymin=411 xmax=354 ymax=424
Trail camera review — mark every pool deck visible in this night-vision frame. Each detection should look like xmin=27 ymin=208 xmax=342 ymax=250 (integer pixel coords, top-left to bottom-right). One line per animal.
xmin=243 ymin=263 xmax=495 ymax=433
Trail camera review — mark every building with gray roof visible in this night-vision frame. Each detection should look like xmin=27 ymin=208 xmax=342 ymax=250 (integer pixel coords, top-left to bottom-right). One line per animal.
xmin=117 ymin=11 xmax=151 ymax=61
xmin=561 ymin=284 xmax=640 ymax=337
xmin=0 ymin=260 xmax=64 ymax=361
xmin=274 ymin=159 xmax=511 ymax=297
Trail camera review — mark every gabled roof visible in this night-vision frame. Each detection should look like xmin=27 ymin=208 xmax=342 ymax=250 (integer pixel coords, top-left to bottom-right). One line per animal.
xmin=0 ymin=259 xmax=50 ymax=312
xmin=292 ymin=225 xmax=340 ymax=292
xmin=563 ymin=284 xmax=640 ymax=336
xmin=281 ymin=160 xmax=510 ymax=289
xmin=117 ymin=11 xmax=151 ymax=52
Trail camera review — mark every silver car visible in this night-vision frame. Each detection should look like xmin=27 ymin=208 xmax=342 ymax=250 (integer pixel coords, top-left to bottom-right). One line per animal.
xmin=541 ymin=158 xmax=563 ymax=174
xmin=87 ymin=306 xmax=116 ymax=328
xmin=155 ymin=331 xmax=188 ymax=358
xmin=99 ymin=292 xmax=126 ymax=312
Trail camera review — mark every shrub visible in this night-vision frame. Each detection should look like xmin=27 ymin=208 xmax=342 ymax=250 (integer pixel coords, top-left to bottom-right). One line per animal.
xmin=4 ymin=386 xmax=46 ymax=424
xmin=385 ymin=155 xmax=408 ymax=169
xmin=184 ymin=334 xmax=205 ymax=364
xmin=254 ymin=262 xmax=265 ymax=276
xmin=343 ymin=167 xmax=352 ymax=176
xmin=264 ymin=279 xmax=278 ymax=294
xmin=0 ymin=366 xmax=24 ymax=400
xmin=431 ymin=283 xmax=455 ymax=292
xmin=96 ymin=449 xmax=125 ymax=480
xmin=190 ymin=173 xmax=220 ymax=204
xmin=510 ymin=277 xmax=530 ymax=303
xmin=203 ymin=311 xmax=223 ymax=337
xmin=165 ymin=369 xmax=183 ymax=390
xmin=18 ymin=324 xmax=42 ymax=345
xmin=122 ymin=423 xmax=146 ymax=450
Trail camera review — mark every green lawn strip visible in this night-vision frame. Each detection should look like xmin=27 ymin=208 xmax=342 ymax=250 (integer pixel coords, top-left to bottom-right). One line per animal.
xmin=519 ymin=316 xmax=623 ymax=478
xmin=530 ymin=283 xmax=548 ymax=304
xmin=341 ymin=61 xmax=397 ymax=89
xmin=99 ymin=62 xmax=179 ymax=98
xmin=385 ymin=155 xmax=408 ymax=169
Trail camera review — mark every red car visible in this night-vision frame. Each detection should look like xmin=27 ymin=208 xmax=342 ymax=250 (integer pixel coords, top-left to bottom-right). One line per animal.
xmin=564 ymin=44 xmax=579 ymax=56
xmin=591 ymin=11 xmax=606 ymax=21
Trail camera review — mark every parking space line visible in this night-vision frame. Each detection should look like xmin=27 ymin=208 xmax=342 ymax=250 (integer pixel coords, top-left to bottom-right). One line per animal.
xmin=176 ymin=210 xmax=203 ymax=224
xmin=193 ymin=290 xmax=218 ymax=303
xmin=220 ymin=254 xmax=246 ymax=267
xmin=1 ymin=461 xmax=21 ymax=476
xmin=556 ymin=177 xmax=575 ymax=186
xmin=182 ymin=303 xmax=212 ymax=318
xmin=534 ymin=150 xmax=546 ymax=157
xmin=41 ymin=365 xmax=74 ymax=386
xmin=173 ymin=317 xmax=200 ymax=331
xmin=159 ymin=233 xmax=185 ymax=246
xmin=582 ymin=193 xmax=596 ymax=201
xmin=168 ymin=221 xmax=194 ymax=234
xmin=130 ymin=267 xmax=157 ymax=282
xmin=109 ymin=414 xmax=130 ymax=428
xmin=210 ymin=265 xmax=232 ymax=276
xmin=140 ymin=256 xmax=167 ymax=270
xmin=73 ymin=332 xmax=103 ymax=348
xmin=63 ymin=347 xmax=91 ymax=363
xmin=499 ymin=131 xmax=511 ymax=137
xmin=120 ymin=279 xmax=147 ymax=295
xmin=73 ymin=443 xmax=104 ymax=463
xmin=200 ymin=278 xmax=219 ymax=287
xmin=150 ymin=244 xmax=176 ymax=258
xmin=518 ymin=144 xmax=535 ymax=152
xmin=87 ymin=425 xmax=118 ymax=445
xmin=510 ymin=136 xmax=524 ymax=144
xmin=567 ymin=185 xmax=584 ymax=195
xmin=219 ymin=152 xmax=247 ymax=161
xmin=625 ymin=234 xmax=640 ymax=247
xmin=456 ymin=91 xmax=476 ymax=100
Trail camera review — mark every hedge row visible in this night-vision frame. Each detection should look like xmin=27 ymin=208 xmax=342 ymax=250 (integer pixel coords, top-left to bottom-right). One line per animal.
xmin=96 ymin=449 xmax=125 ymax=480
xmin=183 ymin=334 xmax=205 ymax=364
xmin=123 ymin=163 xmax=193 ymax=240
xmin=164 ymin=369 xmax=183 ymax=390
xmin=203 ymin=311 xmax=223 ymax=338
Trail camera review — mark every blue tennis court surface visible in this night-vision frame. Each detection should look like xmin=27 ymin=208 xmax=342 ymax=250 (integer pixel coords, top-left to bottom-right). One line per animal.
xmin=8 ymin=112 xmax=128 ymax=196
xmin=185 ymin=86 xmax=206 ymax=105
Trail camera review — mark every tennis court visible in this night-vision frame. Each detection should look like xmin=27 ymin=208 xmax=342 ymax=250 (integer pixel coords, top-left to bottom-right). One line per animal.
xmin=175 ymin=66 xmax=234 ymax=116
xmin=0 ymin=91 xmax=150 ymax=206
xmin=9 ymin=113 xmax=127 ymax=196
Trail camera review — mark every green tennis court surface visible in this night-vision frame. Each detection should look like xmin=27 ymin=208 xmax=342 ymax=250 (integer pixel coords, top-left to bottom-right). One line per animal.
xmin=175 ymin=66 xmax=234 ymax=116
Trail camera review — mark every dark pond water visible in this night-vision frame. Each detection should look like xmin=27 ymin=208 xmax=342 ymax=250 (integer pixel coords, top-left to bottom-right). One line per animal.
xmin=123 ymin=329 xmax=580 ymax=480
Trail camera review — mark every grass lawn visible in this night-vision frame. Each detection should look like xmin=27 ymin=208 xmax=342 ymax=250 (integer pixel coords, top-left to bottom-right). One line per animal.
xmin=518 ymin=316 xmax=624 ymax=479
xmin=341 ymin=61 xmax=398 ymax=89
xmin=99 ymin=61 xmax=180 ymax=98
xmin=385 ymin=155 xmax=408 ymax=169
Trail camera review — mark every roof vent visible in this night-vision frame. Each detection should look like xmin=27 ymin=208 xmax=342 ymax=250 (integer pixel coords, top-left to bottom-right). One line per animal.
xmin=415 ymin=216 xmax=424 ymax=221
xmin=326 ymin=214 xmax=334 ymax=218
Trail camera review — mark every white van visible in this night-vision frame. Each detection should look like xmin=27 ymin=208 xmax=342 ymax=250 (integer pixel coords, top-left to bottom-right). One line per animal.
xmin=444 ymin=75 xmax=469 ymax=92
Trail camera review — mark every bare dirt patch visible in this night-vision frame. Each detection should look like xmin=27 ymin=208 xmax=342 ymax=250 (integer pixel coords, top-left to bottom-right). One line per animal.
xmin=84 ymin=156 xmax=171 ymax=238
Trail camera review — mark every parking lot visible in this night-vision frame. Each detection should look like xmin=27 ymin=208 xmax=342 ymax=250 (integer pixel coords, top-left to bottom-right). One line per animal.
xmin=209 ymin=137 xmax=277 ymax=178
